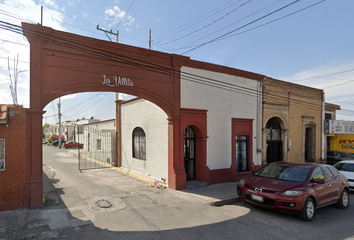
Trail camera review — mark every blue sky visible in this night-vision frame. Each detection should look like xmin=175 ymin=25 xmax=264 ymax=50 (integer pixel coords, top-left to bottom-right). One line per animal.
xmin=1 ymin=0 xmax=354 ymax=124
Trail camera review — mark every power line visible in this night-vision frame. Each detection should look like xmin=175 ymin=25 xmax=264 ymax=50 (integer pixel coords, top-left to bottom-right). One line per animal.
xmin=159 ymin=0 xmax=251 ymax=45
xmin=214 ymin=0 xmax=328 ymax=43
xmin=113 ymin=0 xmax=135 ymax=32
xmin=14 ymin=21 xmax=341 ymax=112
xmin=167 ymin=0 xmax=284 ymax=52
xmin=154 ymin=0 xmax=240 ymax=43
xmin=181 ymin=0 xmax=302 ymax=55
xmin=2 ymin=20 xmax=354 ymax=117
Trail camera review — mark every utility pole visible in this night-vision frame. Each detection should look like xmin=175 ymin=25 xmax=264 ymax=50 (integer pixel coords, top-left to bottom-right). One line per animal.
xmin=41 ymin=6 xmax=43 ymax=26
xmin=149 ymin=29 xmax=151 ymax=50
xmin=96 ymin=24 xmax=120 ymax=114
xmin=96 ymin=25 xmax=119 ymax=43
xmin=58 ymin=98 xmax=62 ymax=148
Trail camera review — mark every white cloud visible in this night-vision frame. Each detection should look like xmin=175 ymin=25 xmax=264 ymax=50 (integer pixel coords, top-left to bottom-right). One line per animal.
xmin=287 ymin=61 xmax=354 ymax=120
xmin=62 ymin=94 xmax=77 ymax=100
xmin=287 ymin=61 xmax=354 ymax=98
xmin=81 ymin=12 xmax=89 ymax=18
xmin=118 ymin=93 xmax=135 ymax=100
xmin=104 ymin=5 xmax=135 ymax=32
xmin=0 ymin=0 xmax=65 ymax=107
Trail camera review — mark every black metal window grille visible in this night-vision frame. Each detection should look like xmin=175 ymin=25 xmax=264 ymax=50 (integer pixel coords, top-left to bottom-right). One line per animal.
xmin=236 ymin=135 xmax=249 ymax=172
xmin=184 ymin=126 xmax=196 ymax=180
xmin=132 ymin=127 xmax=146 ymax=160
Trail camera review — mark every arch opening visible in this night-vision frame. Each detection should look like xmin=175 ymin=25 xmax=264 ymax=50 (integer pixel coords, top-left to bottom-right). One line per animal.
xmin=266 ymin=117 xmax=284 ymax=163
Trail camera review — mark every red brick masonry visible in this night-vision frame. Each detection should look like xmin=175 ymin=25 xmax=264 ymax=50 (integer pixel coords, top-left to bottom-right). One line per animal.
xmin=0 ymin=106 xmax=27 ymax=211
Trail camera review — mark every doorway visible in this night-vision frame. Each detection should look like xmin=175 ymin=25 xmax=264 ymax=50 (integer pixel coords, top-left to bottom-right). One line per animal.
xmin=184 ymin=126 xmax=196 ymax=180
xmin=266 ymin=117 xmax=283 ymax=163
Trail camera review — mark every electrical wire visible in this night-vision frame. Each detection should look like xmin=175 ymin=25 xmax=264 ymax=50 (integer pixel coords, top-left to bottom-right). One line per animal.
xmin=181 ymin=0 xmax=302 ymax=55
xmin=14 ymin=21 xmax=350 ymax=112
xmin=113 ymin=0 xmax=135 ymax=32
xmin=153 ymin=0 xmax=239 ymax=43
xmin=2 ymin=20 xmax=354 ymax=117
xmin=159 ymin=0 xmax=251 ymax=45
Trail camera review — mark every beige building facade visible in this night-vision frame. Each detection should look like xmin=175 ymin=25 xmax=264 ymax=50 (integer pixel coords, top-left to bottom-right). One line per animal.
xmin=262 ymin=77 xmax=324 ymax=164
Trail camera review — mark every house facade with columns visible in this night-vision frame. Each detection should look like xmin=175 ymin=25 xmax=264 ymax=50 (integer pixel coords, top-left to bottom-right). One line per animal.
xmin=116 ymin=60 xmax=265 ymax=186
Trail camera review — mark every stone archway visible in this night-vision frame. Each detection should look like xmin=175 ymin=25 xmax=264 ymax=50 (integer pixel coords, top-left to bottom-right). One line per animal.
xmin=22 ymin=22 xmax=190 ymax=208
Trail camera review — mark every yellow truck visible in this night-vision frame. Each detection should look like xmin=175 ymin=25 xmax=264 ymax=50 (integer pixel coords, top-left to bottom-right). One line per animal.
xmin=329 ymin=134 xmax=354 ymax=154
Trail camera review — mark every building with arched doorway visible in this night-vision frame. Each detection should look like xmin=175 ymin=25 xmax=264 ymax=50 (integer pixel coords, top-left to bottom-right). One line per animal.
xmin=13 ymin=22 xmax=266 ymax=209
xmin=116 ymin=59 xmax=265 ymax=187
xmin=262 ymin=77 xmax=325 ymax=164
xmin=1 ymin=22 xmax=328 ymax=211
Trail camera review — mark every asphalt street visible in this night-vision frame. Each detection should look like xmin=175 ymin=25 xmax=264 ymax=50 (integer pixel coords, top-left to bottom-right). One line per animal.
xmin=1 ymin=146 xmax=354 ymax=240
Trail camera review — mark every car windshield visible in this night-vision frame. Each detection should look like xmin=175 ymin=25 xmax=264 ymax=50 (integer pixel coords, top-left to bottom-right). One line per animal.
xmin=255 ymin=165 xmax=310 ymax=182
xmin=334 ymin=162 xmax=354 ymax=172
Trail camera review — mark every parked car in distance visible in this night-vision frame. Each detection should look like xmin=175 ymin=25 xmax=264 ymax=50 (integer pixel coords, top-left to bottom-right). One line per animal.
xmin=52 ymin=140 xmax=66 ymax=147
xmin=42 ymin=139 xmax=47 ymax=144
xmin=334 ymin=160 xmax=354 ymax=191
xmin=62 ymin=141 xmax=83 ymax=149
xmin=237 ymin=161 xmax=350 ymax=221
xmin=326 ymin=150 xmax=354 ymax=165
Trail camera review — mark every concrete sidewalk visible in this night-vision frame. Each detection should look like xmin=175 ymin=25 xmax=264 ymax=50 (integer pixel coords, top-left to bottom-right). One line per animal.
xmin=0 ymin=182 xmax=239 ymax=239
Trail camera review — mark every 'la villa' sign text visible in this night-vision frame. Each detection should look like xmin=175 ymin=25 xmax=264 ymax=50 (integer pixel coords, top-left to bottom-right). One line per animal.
xmin=102 ymin=74 xmax=134 ymax=87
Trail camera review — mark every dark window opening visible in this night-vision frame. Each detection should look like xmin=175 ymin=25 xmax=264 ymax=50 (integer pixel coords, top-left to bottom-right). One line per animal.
xmin=132 ymin=127 xmax=146 ymax=160
xmin=184 ymin=126 xmax=195 ymax=180
xmin=236 ymin=135 xmax=249 ymax=172
xmin=305 ymin=127 xmax=314 ymax=162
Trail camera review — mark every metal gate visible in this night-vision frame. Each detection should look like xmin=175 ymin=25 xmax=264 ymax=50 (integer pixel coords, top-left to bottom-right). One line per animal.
xmin=77 ymin=125 xmax=116 ymax=171
xmin=266 ymin=141 xmax=283 ymax=163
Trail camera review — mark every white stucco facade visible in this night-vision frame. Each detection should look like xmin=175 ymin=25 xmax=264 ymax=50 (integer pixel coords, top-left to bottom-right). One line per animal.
xmin=120 ymin=99 xmax=169 ymax=182
xmin=180 ymin=66 xmax=262 ymax=170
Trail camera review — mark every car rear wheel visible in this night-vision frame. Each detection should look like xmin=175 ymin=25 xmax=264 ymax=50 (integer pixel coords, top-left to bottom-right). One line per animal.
xmin=336 ymin=189 xmax=349 ymax=209
xmin=66 ymin=146 xmax=71 ymax=149
xmin=300 ymin=198 xmax=315 ymax=221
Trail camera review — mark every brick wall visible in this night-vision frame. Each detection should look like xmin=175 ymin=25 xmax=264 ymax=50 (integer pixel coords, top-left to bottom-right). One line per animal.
xmin=262 ymin=77 xmax=324 ymax=164
xmin=0 ymin=106 xmax=27 ymax=211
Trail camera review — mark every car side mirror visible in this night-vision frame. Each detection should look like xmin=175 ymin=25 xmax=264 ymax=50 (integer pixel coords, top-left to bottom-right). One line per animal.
xmin=312 ymin=178 xmax=325 ymax=184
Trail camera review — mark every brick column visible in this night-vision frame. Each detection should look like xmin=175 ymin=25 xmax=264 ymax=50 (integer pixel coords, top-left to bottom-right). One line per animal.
xmin=167 ymin=117 xmax=186 ymax=189
xmin=26 ymin=110 xmax=45 ymax=209
xmin=115 ymin=100 xmax=124 ymax=167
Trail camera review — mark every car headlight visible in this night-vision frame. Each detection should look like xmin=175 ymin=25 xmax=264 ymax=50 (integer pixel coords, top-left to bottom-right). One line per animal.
xmin=282 ymin=190 xmax=303 ymax=196
xmin=238 ymin=179 xmax=245 ymax=187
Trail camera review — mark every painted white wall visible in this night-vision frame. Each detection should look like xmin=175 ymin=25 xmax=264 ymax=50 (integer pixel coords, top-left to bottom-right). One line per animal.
xmin=121 ymin=99 xmax=168 ymax=182
xmin=181 ymin=66 xmax=262 ymax=170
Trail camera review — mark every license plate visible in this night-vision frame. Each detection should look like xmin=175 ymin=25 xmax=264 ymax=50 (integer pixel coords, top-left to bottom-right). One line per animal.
xmin=251 ymin=194 xmax=263 ymax=202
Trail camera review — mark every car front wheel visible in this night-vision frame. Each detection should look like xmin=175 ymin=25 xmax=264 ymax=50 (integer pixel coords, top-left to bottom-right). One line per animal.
xmin=336 ymin=189 xmax=349 ymax=209
xmin=300 ymin=198 xmax=315 ymax=221
xmin=66 ymin=146 xmax=71 ymax=149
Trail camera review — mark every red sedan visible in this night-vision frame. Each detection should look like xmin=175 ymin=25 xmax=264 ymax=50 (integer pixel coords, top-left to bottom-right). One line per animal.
xmin=62 ymin=141 xmax=83 ymax=149
xmin=237 ymin=162 xmax=350 ymax=221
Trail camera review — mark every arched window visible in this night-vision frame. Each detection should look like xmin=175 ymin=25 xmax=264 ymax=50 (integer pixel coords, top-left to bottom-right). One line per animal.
xmin=132 ymin=127 xmax=146 ymax=160
xmin=266 ymin=117 xmax=281 ymax=141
